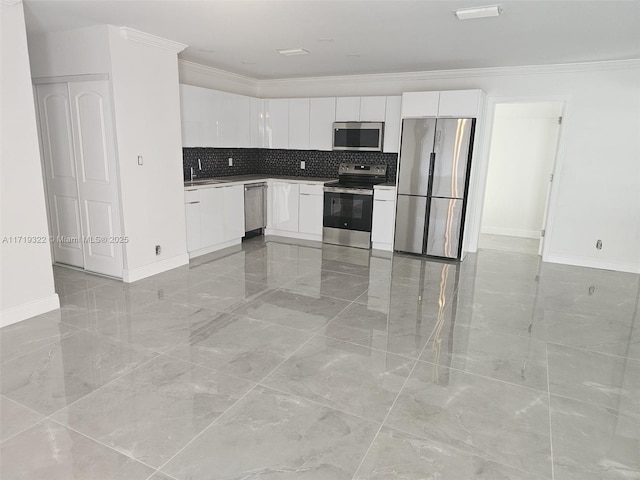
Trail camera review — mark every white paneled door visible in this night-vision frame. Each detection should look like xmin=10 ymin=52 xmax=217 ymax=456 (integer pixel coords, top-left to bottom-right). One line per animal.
xmin=36 ymin=83 xmax=84 ymax=268
xmin=36 ymin=81 xmax=123 ymax=277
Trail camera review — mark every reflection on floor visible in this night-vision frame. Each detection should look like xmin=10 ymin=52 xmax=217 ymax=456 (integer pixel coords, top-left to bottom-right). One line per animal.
xmin=479 ymin=233 xmax=540 ymax=255
xmin=1 ymin=237 xmax=638 ymax=480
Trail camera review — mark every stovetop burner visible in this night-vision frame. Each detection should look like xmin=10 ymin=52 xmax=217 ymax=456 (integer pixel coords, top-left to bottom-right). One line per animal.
xmin=326 ymin=163 xmax=388 ymax=191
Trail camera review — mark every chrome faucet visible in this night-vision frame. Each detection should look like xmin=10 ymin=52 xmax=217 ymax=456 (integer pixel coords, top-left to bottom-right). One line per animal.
xmin=190 ymin=166 xmax=197 ymax=182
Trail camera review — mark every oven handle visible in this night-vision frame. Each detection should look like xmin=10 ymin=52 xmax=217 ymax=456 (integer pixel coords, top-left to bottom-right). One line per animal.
xmin=323 ymin=187 xmax=373 ymax=195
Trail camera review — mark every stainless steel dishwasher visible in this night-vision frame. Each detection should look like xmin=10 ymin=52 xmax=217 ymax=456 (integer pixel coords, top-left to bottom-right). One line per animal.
xmin=244 ymin=182 xmax=267 ymax=236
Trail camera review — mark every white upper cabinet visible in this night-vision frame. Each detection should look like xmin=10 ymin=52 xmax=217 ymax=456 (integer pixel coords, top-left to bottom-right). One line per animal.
xmin=180 ymin=84 xmax=254 ymax=148
xmin=401 ymin=91 xmax=440 ymax=118
xmin=438 ymin=89 xmax=483 ymax=118
xmin=335 ymin=96 xmax=361 ymax=121
xmin=336 ymin=96 xmax=387 ymax=122
xmin=180 ymin=84 xmax=204 ymax=147
xmin=265 ymin=98 xmax=289 ymax=149
xmin=250 ymin=97 xmax=265 ymax=148
xmin=309 ymin=97 xmax=336 ymax=151
xmin=401 ymin=90 xmax=484 ymax=118
xmin=288 ymin=98 xmax=310 ymax=150
xmin=218 ymin=92 xmax=252 ymax=148
xmin=360 ymin=96 xmax=387 ymax=121
xmin=383 ymin=96 xmax=402 ymax=153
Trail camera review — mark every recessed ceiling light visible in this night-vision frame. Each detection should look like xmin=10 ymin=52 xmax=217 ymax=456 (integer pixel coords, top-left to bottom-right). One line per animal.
xmin=198 ymin=48 xmax=216 ymax=53
xmin=317 ymin=38 xmax=334 ymax=43
xmin=241 ymin=61 xmax=256 ymax=65
xmin=453 ymin=4 xmax=503 ymax=20
xmin=277 ymin=48 xmax=310 ymax=56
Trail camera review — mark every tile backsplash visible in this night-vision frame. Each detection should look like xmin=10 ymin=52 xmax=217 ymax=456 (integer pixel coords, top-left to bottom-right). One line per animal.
xmin=183 ymin=148 xmax=398 ymax=182
xmin=183 ymin=148 xmax=262 ymax=179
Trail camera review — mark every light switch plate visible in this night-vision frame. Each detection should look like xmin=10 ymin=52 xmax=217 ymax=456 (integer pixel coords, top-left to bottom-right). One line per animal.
xmin=137 ymin=155 xmax=143 ymax=166
xmin=300 ymin=161 xmax=306 ymax=170
xmin=228 ymin=158 xmax=233 ymax=166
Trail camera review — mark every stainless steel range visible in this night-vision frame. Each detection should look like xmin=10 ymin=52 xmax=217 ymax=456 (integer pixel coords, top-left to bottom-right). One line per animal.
xmin=323 ymin=163 xmax=388 ymax=249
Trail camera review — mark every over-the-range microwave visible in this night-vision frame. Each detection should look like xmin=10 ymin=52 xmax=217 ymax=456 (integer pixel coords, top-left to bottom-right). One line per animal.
xmin=332 ymin=122 xmax=384 ymax=152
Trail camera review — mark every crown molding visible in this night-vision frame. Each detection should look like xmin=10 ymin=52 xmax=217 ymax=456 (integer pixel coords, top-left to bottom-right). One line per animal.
xmin=119 ymin=27 xmax=187 ymax=53
xmin=178 ymin=59 xmax=259 ymax=89
xmin=257 ymin=59 xmax=640 ymax=89
xmin=1 ymin=0 xmax=22 ymax=5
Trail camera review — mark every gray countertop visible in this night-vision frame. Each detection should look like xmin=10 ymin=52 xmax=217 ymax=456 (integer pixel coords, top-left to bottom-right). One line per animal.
xmin=184 ymin=175 xmax=335 ymax=189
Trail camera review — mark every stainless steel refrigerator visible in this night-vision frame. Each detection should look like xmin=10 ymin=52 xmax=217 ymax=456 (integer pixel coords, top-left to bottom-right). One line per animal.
xmin=394 ymin=117 xmax=475 ymax=259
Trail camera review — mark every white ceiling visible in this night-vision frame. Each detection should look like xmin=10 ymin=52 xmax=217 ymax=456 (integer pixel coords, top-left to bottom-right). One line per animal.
xmin=23 ymin=0 xmax=640 ymax=80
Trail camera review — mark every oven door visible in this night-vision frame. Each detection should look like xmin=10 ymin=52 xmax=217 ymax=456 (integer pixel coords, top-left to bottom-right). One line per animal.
xmin=323 ymin=189 xmax=373 ymax=232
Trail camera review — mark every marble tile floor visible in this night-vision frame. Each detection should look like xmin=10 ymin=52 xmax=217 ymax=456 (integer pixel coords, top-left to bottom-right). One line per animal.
xmin=479 ymin=233 xmax=540 ymax=255
xmin=1 ymin=238 xmax=638 ymax=479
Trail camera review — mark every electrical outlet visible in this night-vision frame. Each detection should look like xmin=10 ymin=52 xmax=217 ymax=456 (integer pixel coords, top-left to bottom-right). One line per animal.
xmin=137 ymin=155 xmax=143 ymax=166
xmin=155 ymin=245 xmax=161 ymax=255
xmin=300 ymin=161 xmax=305 ymax=170
xmin=228 ymin=157 xmax=233 ymax=166
xmin=596 ymin=240 xmax=603 ymax=250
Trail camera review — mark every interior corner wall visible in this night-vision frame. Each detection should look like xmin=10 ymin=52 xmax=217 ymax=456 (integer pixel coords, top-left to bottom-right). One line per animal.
xmin=107 ymin=26 xmax=188 ymax=281
xmin=1 ymin=1 xmax=59 ymax=326
xmin=480 ymin=102 xmax=563 ymax=239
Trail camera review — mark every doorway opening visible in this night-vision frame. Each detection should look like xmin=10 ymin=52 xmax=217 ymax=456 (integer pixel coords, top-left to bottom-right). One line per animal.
xmin=478 ymin=101 xmax=564 ymax=256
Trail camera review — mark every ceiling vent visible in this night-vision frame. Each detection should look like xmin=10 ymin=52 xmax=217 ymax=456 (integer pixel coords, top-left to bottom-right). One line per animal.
xmin=277 ymin=48 xmax=310 ymax=56
xmin=454 ymin=5 xmax=503 ymax=20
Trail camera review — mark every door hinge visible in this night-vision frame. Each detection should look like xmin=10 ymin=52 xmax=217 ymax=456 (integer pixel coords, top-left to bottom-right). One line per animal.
xmin=550 ymin=174 xmax=554 ymax=182
xmin=558 ymin=116 xmax=563 ymax=125
xmin=541 ymin=229 xmax=546 ymax=237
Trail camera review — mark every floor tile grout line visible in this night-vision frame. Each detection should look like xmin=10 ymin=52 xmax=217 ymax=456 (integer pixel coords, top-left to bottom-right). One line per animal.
xmin=36 ymin=350 xmax=161 ymax=426
xmin=0 ymin=327 xmax=85 ymax=366
xmin=414 ymin=353 xmax=552 ymax=396
xmin=350 ymin=361 xmax=420 ymax=478
xmin=381 ymin=422 xmax=555 ymax=480
xmin=46 ymin=416 xmax=161 ymax=473
xmin=544 ymin=389 xmax=640 ymax=416
xmin=255 ymin=383 xmax=384 ymax=427
xmin=545 ymin=343 xmax=555 ymax=480
xmin=152 ymin=382 xmax=261 ymax=475
xmin=151 ymin=291 xmax=362 ymax=476
xmin=0 ymin=393 xmax=50 ymax=446
xmin=545 ymin=340 xmax=640 ymax=362
xmin=352 ymin=295 xmax=468 ymax=480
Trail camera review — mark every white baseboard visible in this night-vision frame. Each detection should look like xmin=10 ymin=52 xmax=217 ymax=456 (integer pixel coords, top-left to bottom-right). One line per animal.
xmin=265 ymin=229 xmax=322 ymax=242
xmin=0 ymin=294 xmax=60 ymax=328
xmin=480 ymin=227 xmax=540 ymax=239
xmin=123 ymin=253 xmax=190 ymax=283
xmin=188 ymin=239 xmax=241 ymax=260
xmin=544 ymin=253 xmax=640 ymax=274
xmin=372 ymin=242 xmax=393 ymax=252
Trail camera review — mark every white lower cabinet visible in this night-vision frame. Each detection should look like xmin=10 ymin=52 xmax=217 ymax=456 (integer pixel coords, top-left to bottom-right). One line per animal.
xmin=200 ymin=187 xmax=226 ymax=247
xmin=268 ymin=181 xmax=299 ymax=232
xmin=371 ymin=188 xmax=396 ymax=251
xmin=184 ymin=201 xmax=201 ymax=252
xmin=185 ymin=184 xmax=245 ymax=258
xmin=266 ymin=181 xmax=324 ymax=241
xmin=298 ymin=193 xmax=323 ymax=236
xmin=223 ymin=186 xmax=245 ymax=241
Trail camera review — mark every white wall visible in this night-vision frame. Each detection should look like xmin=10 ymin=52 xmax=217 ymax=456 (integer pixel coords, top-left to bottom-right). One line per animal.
xmin=28 ymin=25 xmax=111 ymax=78
xmin=481 ymin=102 xmax=563 ymax=239
xmin=1 ymin=1 xmax=59 ymax=326
xmin=27 ymin=25 xmax=189 ymax=282
xmin=107 ymin=26 xmax=188 ymax=281
xmin=189 ymin=61 xmax=639 ymax=273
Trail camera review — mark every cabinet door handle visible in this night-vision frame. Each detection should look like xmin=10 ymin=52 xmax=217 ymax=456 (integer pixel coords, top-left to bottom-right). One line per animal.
xmin=186 ymin=201 xmax=200 ymax=204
